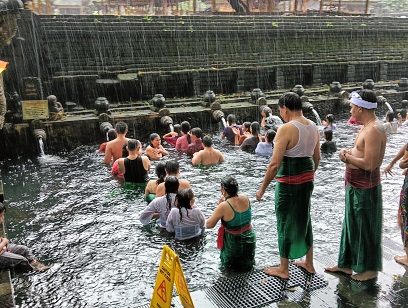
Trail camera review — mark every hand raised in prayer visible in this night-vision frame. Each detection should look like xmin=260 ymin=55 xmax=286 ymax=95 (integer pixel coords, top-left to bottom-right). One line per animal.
xmin=232 ymin=127 xmax=240 ymax=136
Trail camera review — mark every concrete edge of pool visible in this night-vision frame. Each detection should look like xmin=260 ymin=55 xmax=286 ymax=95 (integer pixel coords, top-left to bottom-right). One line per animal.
xmin=139 ymin=236 xmax=407 ymax=307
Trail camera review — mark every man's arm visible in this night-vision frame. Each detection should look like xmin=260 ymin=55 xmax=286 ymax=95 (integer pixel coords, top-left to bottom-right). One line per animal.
xmin=256 ymin=125 xmax=289 ymax=200
xmin=142 ymin=156 xmax=151 ymax=171
xmin=384 ymin=143 xmax=407 ymax=175
xmin=312 ymin=128 xmax=321 ymax=171
xmin=346 ymin=127 xmax=386 ymax=172
xmin=104 ymin=143 xmax=113 ymax=164
xmin=118 ymin=158 xmax=125 ymax=174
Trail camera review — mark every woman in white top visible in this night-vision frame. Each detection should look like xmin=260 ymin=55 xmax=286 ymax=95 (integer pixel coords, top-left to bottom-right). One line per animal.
xmin=139 ymin=176 xmax=179 ymax=228
xmin=166 ymin=188 xmax=205 ymax=240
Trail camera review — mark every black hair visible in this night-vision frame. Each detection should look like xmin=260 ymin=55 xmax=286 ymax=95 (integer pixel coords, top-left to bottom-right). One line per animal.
xmin=358 ymin=89 xmax=377 ymax=104
xmin=386 ymin=111 xmax=395 ymax=122
xmin=324 ymin=129 xmax=333 ymax=141
xmin=115 ymin=122 xmax=128 ymax=135
xmin=190 ymin=127 xmax=202 ymax=138
xmin=0 ymin=203 xmax=5 ymax=214
xmin=265 ymin=129 xmax=276 ymax=143
xmin=397 ymin=109 xmax=407 ymax=119
xmin=263 ymin=107 xmax=271 ymax=117
xmin=173 ymin=124 xmax=182 ymax=136
xmin=203 ymin=135 xmax=213 ymax=147
xmin=127 ymin=139 xmax=140 ymax=151
xmin=165 ymin=176 xmax=179 ymax=211
xmin=226 ymin=114 xmax=236 ymax=125
xmin=165 ymin=160 xmax=180 ymax=175
xmin=155 ymin=161 xmax=166 ymax=185
xmin=243 ymin=122 xmax=251 ymax=131
xmin=326 ymin=114 xmax=334 ymax=125
xmin=181 ymin=121 xmax=191 ymax=134
xmin=221 ymin=175 xmax=239 ymax=198
xmin=176 ymin=188 xmax=194 ymax=222
xmin=250 ymin=121 xmax=260 ymax=136
xmin=149 ymin=133 xmax=160 ymax=147
xmin=278 ymin=92 xmax=302 ymax=111
xmin=107 ymin=129 xmax=117 ymax=141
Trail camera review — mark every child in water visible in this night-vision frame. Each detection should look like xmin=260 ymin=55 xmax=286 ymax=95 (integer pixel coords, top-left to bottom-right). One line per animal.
xmin=166 ymin=188 xmax=205 ymax=240
xmin=321 ymin=130 xmax=337 ymax=154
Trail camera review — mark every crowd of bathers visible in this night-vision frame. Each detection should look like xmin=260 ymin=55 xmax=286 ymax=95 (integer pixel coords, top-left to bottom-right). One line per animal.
xmin=98 ymin=95 xmax=408 ymax=272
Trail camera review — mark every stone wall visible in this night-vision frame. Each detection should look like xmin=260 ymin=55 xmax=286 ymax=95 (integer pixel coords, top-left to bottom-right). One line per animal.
xmin=2 ymin=12 xmax=408 ymax=107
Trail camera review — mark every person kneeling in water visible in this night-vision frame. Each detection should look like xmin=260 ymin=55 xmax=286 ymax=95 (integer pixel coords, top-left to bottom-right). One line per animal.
xmin=0 ymin=203 xmax=50 ymax=271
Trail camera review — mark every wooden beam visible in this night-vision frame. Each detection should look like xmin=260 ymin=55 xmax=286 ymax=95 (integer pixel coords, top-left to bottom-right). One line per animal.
xmin=365 ymin=0 xmax=370 ymax=14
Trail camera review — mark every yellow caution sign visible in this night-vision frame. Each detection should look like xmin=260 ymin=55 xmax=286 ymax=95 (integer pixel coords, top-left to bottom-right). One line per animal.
xmin=150 ymin=245 xmax=194 ymax=308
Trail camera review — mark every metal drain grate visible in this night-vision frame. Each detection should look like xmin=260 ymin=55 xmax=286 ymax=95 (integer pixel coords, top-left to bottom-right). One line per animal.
xmin=206 ymin=265 xmax=328 ymax=308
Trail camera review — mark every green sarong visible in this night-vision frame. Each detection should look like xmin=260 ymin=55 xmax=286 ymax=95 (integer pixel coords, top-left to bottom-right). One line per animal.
xmin=145 ymin=193 xmax=155 ymax=204
xmin=123 ymin=182 xmax=147 ymax=190
xmin=275 ymin=156 xmax=314 ymax=259
xmin=338 ymin=184 xmax=383 ymax=272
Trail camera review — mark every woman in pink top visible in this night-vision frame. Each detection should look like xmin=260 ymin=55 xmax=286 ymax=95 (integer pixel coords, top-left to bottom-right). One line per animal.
xmin=175 ymin=121 xmax=191 ymax=153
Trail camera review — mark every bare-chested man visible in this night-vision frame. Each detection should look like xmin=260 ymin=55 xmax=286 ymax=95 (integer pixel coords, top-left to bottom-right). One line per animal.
xmin=192 ymin=136 xmax=225 ymax=166
xmin=155 ymin=160 xmax=190 ymax=197
xmin=325 ymin=89 xmax=386 ymax=281
xmin=104 ymin=122 xmax=129 ymax=164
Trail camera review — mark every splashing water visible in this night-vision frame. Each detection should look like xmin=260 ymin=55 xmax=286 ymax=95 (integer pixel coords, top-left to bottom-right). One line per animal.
xmin=38 ymin=138 xmax=45 ymax=156
xmin=385 ymin=102 xmax=393 ymax=113
xmin=311 ymin=108 xmax=323 ymax=126
xmin=169 ymin=124 xmax=174 ymax=132
xmin=221 ymin=117 xmax=227 ymax=129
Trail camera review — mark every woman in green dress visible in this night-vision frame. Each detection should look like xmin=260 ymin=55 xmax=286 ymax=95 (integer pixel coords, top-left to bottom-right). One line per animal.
xmin=206 ymin=176 xmax=256 ymax=271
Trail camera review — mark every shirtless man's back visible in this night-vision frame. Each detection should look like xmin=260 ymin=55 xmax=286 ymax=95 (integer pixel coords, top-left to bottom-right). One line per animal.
xmin=104 ymin=122 xmax=129 ymax=164
xmin=192 ymin=136 xmax=225 ymax=166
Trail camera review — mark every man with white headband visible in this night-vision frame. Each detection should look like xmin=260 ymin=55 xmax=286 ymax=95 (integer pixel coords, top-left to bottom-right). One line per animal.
xmin=326 ymin=89 xmax=386 ymax=281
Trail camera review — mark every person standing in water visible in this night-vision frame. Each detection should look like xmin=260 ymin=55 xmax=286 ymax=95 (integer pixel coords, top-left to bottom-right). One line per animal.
xmin=256 ymin=92 xmax=320 ymax=279
xmin=192 ymin=136 xmax=225 ymax=166
xmin=104 ymin=122 xmax=129 ymax=164
xmin=325 ymin=90 xmax=386 ymax=281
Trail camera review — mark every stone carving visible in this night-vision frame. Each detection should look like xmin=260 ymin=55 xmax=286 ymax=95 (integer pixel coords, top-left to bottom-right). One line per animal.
xmin=47 ymin=95 xmax=64 ymax=121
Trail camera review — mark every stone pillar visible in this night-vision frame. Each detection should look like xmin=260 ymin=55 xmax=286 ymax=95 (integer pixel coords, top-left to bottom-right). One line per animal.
xmin=276 ymin=67 xmax=285 ymax=89
xmin=313 ymin=65 xmax=322 ymax=84
xmin=379 ymin=62 xmax=388 ymax=81
xmin=347 ymin=64 xmax=355 ymax=83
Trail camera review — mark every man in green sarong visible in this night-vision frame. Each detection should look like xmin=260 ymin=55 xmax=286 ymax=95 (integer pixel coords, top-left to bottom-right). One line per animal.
xmin=256 ymin=92 xmax=320 ymax=279
xmin=325 ymin=89 xmax=386 ymax=281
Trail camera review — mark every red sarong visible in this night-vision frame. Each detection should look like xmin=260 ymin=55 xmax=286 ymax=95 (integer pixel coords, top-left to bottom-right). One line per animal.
xmin=276 ymin=171 xmax=314 ymax=184
xmin=345 ymin=167 xmax=381 ymax=189
xmin=217 ymin=223 xmax=252 ymax=249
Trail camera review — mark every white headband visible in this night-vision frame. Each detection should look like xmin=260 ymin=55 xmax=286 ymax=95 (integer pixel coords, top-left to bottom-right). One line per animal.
xmin=349 ymin=91 xmax=377 ymax=109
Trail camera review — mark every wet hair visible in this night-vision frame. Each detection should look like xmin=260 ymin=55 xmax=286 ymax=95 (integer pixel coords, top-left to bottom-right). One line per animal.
xmin=149 ymin=133 xmax=160 ymax=147
xmin=263 ymin=107 xmax=272 ymax=117
xmin=107 ymin=129 xmax=117 ymax=142
xmin=203 ymin=135 xmax=213 ymax=147
xmin=242 ymin=122 xmax=251 ymax=131
xmin=278 ymin=92 xmax=302 ymax=111
xmin=122 ymin=142 xmax=128 ymax=158
xmin=397 ymin=109 xmax=407 ymax=119
xmin=0 ymin=203 xmax=5 ymax=214
xmin=386 ymin=111 xmax=395 ymax=122
xmin=173 ymin=124 xmax=182 ymax=136
xmin=155 ymin=161 xmax=166 ymax=185
xmin=115 ymin=122 xmax=128 ymax=135
xmin=190 ymin=127 xmax=202 ymax=138
xmin=326 ymin=114 xmax=334 ymax=125
xmin=127 ymin=139 xmax=140 ymax=151
xmin=250 ymin=121 xmax=260 ymax=136
xmin=180 ymin=121 xmax=191 ymax=134
xmin=358 ymin=89 xmax=377 ymax=104
xmin=265 ymin=129 xmax=276 ymax=143
xmin=221 ymin=175 xmax=239 ymax=198
xmin=324 ymin=130 xmax=333 ymax=142
xmin=165 ymin=160 xmax=180 ymax=175
xmin=226 ymin=114 xmax=236 ymax=125
xmin=176 ymin=188 xmax=194 ymax=221
xmin=165 ymin=176 xmax=179 ymax=210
